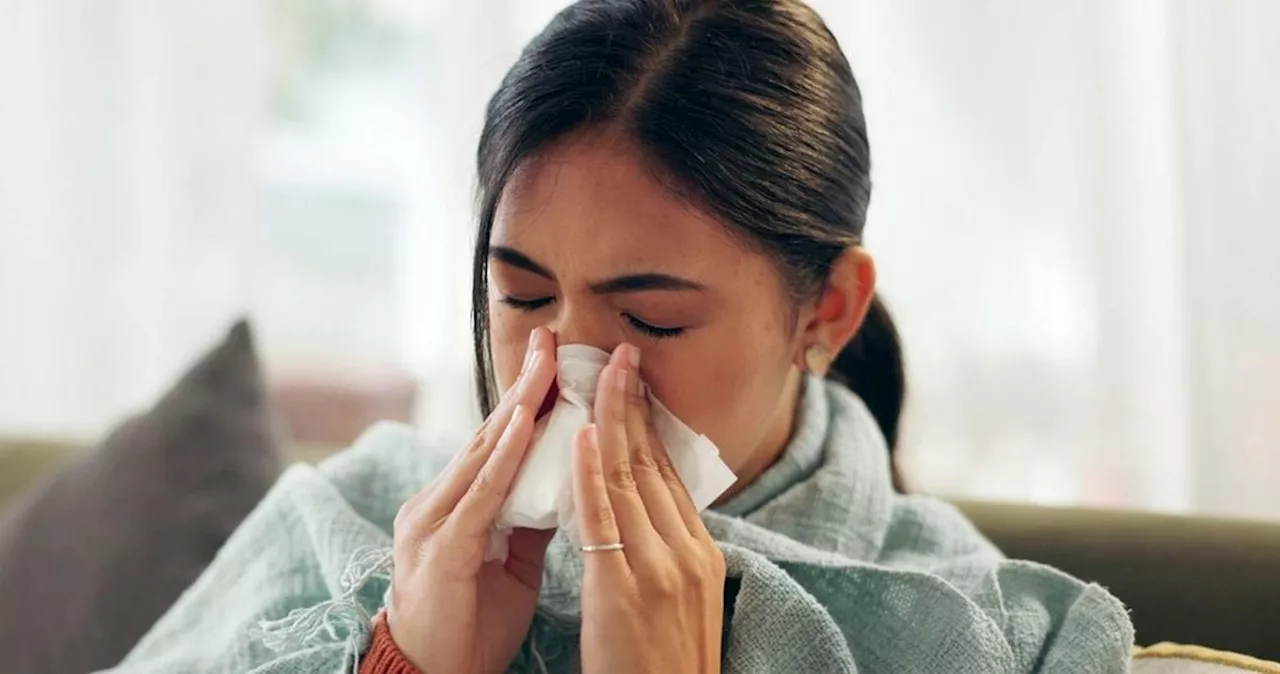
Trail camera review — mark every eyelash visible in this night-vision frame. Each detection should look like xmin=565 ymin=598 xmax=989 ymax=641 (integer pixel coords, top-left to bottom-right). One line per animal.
xmin=500 ymin=296 xmax=554 ymax=311
xmin=625 ymin=315 xmax=684 ymax=339
xmin=499 ymin=295 xmax=686 ymax=339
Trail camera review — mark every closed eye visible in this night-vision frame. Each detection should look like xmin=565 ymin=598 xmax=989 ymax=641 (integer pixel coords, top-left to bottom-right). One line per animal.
xmin=625 ymin=314 xmax=684 ymax=339
xmin=500 ymin=295 xmax=684 ymax=338
xmin=500 ymin=295 xmax=555 ymax=311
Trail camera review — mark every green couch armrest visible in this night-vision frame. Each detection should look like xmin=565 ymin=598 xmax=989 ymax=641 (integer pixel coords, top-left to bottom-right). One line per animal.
xmin=955 ymin=499 xmax=1280 ymax=662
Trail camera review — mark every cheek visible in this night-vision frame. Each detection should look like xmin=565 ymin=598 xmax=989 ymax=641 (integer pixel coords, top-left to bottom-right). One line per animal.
xmin=643 ymin=314 xmax=795 ymax=468
xmin=489 ymin=303 xmax=540 ymax=394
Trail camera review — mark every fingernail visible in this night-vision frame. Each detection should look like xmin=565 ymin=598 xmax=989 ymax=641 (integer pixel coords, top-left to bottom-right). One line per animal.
xmin=628 ymin=353 xmax=643 ymax=397
xmin=522 ymin=331 xmax=535 ymax=369
xmin=614 ymin=367 xmax=628 ymax=392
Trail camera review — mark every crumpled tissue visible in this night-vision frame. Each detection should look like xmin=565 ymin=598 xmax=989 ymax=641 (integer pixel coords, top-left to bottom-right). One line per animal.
xmin=485 ymin=344 xmax=737 ymax=561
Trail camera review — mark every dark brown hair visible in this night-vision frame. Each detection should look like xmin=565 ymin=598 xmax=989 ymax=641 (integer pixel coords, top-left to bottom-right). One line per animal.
xmin=471 ymin=0 xmax=906 ymax=465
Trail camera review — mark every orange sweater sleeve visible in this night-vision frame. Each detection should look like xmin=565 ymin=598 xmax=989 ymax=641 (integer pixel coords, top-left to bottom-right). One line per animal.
xmin=359 ymin=611 xmax=422 ymax=674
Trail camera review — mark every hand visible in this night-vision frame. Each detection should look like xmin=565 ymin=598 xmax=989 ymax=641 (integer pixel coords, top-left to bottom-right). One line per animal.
xmin=572 ymin=343 xmax=725 ymax=674
xmin=387 ymin=327 xmax=558 ymax=674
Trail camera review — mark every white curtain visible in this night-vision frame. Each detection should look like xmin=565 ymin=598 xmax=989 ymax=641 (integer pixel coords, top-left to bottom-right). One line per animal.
xmin=0 ymin=0 xmax=267 ymax=437
xmin=1 ymin=0 xmax=1277 ymax=518
xmin=1172 ymin=0 xmax=1280 ymax=517
xmin=813 ymin=0 xmax=1280 ymax=517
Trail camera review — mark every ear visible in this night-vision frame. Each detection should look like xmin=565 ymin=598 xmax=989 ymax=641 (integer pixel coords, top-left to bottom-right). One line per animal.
xmin=796 ymin=248 xmax=876 ymax=374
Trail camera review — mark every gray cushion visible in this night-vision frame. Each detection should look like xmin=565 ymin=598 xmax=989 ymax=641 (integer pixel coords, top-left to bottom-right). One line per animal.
xmin=0 ymin=320 xmax=284 ymax=674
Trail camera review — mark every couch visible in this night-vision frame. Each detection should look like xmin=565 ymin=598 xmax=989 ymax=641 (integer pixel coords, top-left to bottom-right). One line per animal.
xmin=3 ymin=438 xmax=1278 ymax=662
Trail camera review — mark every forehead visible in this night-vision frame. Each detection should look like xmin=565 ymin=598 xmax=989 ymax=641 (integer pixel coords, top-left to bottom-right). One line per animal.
xmin=491 ymin=132 xmax=754 ymax=278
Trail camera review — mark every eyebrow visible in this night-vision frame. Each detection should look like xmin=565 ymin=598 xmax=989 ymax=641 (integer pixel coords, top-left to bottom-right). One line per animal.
xmin=490 ymin=246 xmax=554 ymax=279
xmin=489 ymin=246 xmax=706 ymax=294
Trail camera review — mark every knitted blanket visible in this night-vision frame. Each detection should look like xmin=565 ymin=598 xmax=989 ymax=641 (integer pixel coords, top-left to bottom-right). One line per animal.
xmin=102 ymin=378 xmax=1133 ymax=673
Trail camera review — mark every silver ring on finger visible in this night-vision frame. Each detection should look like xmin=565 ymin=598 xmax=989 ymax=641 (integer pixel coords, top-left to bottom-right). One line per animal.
xmin=579 ymin=542 xmax=625 ymax=553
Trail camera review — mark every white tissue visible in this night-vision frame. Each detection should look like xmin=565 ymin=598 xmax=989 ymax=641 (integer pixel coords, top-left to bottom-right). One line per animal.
xmin=484 ymin=344 xmax=737 ymax=561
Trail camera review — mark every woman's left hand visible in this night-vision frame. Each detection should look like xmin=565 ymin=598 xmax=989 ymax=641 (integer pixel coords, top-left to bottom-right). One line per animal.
xmin=571 ymin=343 xmax=725 ymax=674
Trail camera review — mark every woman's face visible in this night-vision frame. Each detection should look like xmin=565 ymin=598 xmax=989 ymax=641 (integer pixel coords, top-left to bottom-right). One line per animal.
xmin=487 ymin=131 xmax=807 ymax=478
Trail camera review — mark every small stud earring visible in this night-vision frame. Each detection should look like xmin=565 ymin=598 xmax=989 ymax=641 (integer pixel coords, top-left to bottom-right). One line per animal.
xmin=804 ymin=345 xmax=830 ymax=374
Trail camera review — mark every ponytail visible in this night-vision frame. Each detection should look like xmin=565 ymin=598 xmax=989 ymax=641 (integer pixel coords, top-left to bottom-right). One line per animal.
xmin=827 ymin=294 xmax=908 ymax=491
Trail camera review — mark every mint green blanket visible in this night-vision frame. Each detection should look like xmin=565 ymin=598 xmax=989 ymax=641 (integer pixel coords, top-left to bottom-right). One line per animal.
xmin=103 ymin=378 xmax=1133 ymax=673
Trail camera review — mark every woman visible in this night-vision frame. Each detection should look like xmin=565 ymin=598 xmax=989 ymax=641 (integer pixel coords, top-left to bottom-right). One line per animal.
xmin=106 ymin=1 xmax=1133 ymax=672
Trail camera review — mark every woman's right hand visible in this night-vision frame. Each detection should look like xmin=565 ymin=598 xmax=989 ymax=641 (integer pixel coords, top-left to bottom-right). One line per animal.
xmin=387 ymin=327 xmax=558 ymax=674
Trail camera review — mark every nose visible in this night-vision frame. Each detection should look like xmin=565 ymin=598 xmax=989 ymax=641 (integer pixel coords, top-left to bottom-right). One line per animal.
xmin=547 ymin=303 xmax=622 ymax=355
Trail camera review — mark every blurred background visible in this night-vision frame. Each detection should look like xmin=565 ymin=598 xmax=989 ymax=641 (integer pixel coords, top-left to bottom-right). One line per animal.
xmin=1 ymin=0 xmax=1276 ymax=518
